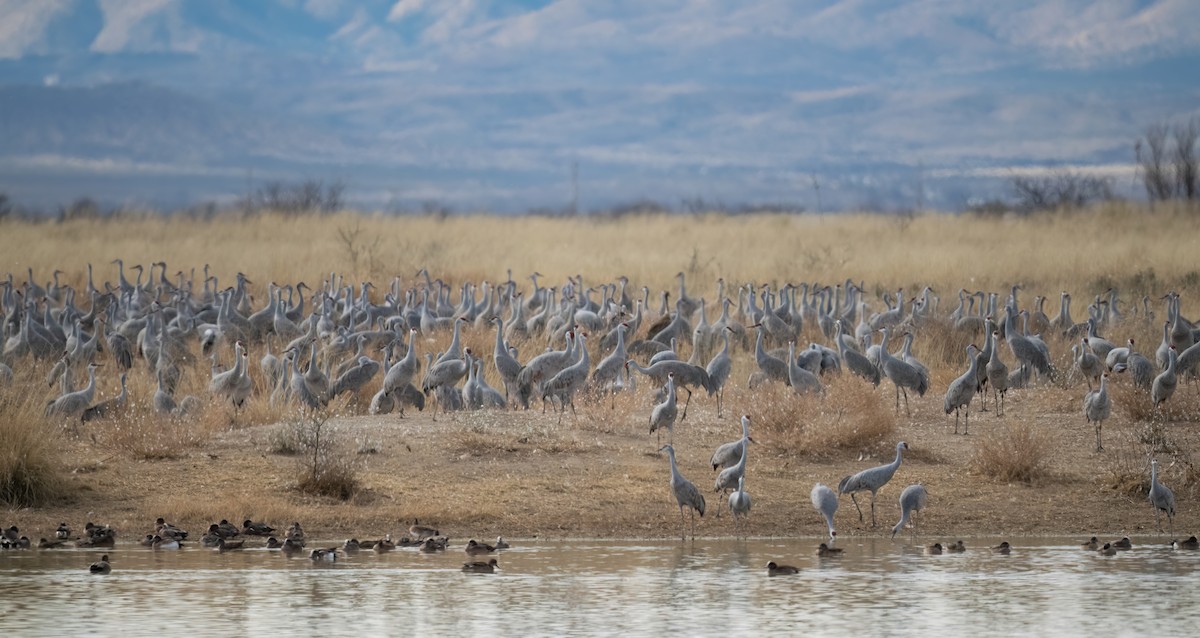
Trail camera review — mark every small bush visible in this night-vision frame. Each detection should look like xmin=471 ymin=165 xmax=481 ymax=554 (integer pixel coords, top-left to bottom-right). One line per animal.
xmin=285 ymin=414 xmax=360 ymax=500
xmin=0 ymin=381 xmax=67 ymax=506
xmin=744 ymin=377 xmax=895 ymax=458
xmin=972 ymin=421 xmax=1053 ymax=484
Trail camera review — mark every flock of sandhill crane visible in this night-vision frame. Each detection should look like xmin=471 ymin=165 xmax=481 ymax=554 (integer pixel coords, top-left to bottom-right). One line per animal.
xmin=2 ymin=264 xmax=1199 ymax=542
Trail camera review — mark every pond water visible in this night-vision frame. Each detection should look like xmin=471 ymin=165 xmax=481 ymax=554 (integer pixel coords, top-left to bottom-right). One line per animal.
xmin=1 ymin=537 xmax=1197 ymax=636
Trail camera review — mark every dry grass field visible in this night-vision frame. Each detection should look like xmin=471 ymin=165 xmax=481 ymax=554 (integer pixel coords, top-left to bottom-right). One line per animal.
xmin=2 ymin=202 xmax=1200 ymax=545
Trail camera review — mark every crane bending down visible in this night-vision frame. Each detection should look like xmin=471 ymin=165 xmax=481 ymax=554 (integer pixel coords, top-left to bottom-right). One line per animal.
xmin=729 ymin=476 xmax=751 ymax=538
xmin=713 ymin=415 xmax=751 ymax=515
xmin=1149 ymin=459 xmax=1175 ymax=534
xmin=811 ymin=483 xmax=838 ymax=541
xmin=838 ymin=441 xmax=908 ymax=527
xmin=891 ymin=484 xmax=929 ymax=539
xmin=660 ymin=444 xmax=705 ymax=540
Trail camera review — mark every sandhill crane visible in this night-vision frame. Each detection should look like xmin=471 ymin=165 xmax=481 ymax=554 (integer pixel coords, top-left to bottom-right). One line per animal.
xmin=210 ymin=341 xmax=251 ymax=408
xmin=714 ymin=415 xmax=751 ymax=512
xmin=891 ymin=484 xmax=928 ymax=539
xmin=591 ymin=322 xmax=630 ymax=407
xmin=491 ymin=317 xmax=524 ymax=404
xmin=81 ymin=373 xmax=127 ymax=423
xmin=329 ymin=355 xmax=381 ymax=400
xmin=710 ymin=410 xmax=748 ymax=470
xmin=1152 ymin=347 xmax=1178 ymax=411
xmin=46 ymin=362 xmax=101 ymax=420
xmin=836 ymin=321 xmax=880 ymax=386
xmin=625 ymin=358 xmax=714 ymax=418
xmin=729 ymin=476 xmax=751 ymax=537
xmin=811 ymin=483 xmax=838 ymax=541
xmin=1084 ymin=373 xmax=1111 ymax=451
xmin=542 ymin=333 xmax=590 ymax=419
xmin=383 ymin=329 xmax=420 ymax=395
xmin=899 ymin=332 xmax=929 ymax=388
xmin=660 ymin=444 xmax=705 ymax=540
xmin=1113 ymin=339 xmax=1154 ymax=391
xmin=649 ymin=337 xmax=680 ymax=365
xmin=704 ymin=327 xmax=734 ymax=418
xmin=749 ymin=324 xmax=789 ymax=386
xmin=786 ymin=341 xmax=822 ymax=395
xmin=1074 ymin=338 xmax=1102 ymax=391
xmin=517 ymin=331 xmax=577 ymax=405
xmin=985 ymin=331 xmax=1009 ymax=416
xmin=284 ymin=348 xmax=322 ymax=410
xmin=944 ymin=344 xmax=981 ymax=435
xmin=878 ymin=328 xmax=927 ymax=415
xmin=649 ymin=373 xmax=679 ymax=445
xmin=471 ymin=358 xmax=506 ymax=409
xmin=1149 ymin=459 xmax=1175 ymax=534
xmin=422 ymin=348 xmax=471 ymax=397
xmin=838 ymin=441 xmax=908 ymax=527
xmin=1003 ymin=312 xmax=1051 ymax=380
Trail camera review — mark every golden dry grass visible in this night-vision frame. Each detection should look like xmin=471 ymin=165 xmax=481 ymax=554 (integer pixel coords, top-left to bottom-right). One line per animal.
xmin=3 ymin=201 xmax=1199 ymax=307
xmin=971 ymin=420 xmax=1055 ymax=484
xmin=0 ymin=376 xmax=68 ymax=506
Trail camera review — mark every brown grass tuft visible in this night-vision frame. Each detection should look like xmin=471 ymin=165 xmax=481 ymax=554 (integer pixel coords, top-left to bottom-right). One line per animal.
xmin=742 ymin=376 xmax=896 ymax=458
xmin=972 ymin=420 xmax=1053 ymax=484
xmin=0 ymin=379 xmax=68 ymax=506
xmin=281 ymin=414 xmax=361 ymax=500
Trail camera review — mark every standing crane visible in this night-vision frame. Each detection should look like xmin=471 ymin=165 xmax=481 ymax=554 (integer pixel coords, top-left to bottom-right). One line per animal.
xmin=714 ymin=416 xmax=751 ymax=515
xmin=649 ymin=373 xmax=679 ymax=445
xmin=1083 ymin=372 xmax=1111 ymax=451
xmin=944 ymin=344 xmax=981 ymax=435
xmin=659 ymin=444 xmax=705 ymax=541
xmin=729 ymin=476 xmax=751 ymax=538
xmin=838 ymin=441 xmax=909 ymax=527
xmin=1149 ymin=459 xmax=1175 ymax=534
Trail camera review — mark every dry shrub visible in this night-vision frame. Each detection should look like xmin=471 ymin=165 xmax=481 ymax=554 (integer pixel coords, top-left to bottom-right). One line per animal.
xmin=1105 ymin=446 xmax=1150 ymax=497
xmin=1111 ymin=379 xmax=1200 ymax=424
xmin=0 ymin=381 xmax=68 ymax=506
xmin=285 ymin=414 xmax=360 ymax=500
xmin=743 ymin=377 xmax=895 ymax=457
xmin=450 ymin=415 xmax=595 ymax=458
xmin=972 ymin=420 xmax=1053 ymax=484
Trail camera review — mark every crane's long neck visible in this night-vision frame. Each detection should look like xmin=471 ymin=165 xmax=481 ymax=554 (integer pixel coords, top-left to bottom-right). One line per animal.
xmin=890 ymin=446 xmax=904 ymax=471
xmin=892 ymin=508 xmax=910 ymax=537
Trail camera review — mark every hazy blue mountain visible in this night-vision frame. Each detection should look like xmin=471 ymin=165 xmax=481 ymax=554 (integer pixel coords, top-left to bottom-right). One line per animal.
xmin=1 ymin=0 xmax=1197 ymax=212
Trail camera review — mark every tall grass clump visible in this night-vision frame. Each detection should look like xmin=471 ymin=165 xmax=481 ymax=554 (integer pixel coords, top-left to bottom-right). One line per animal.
xmin=972 ymin=421 xmax=1053 ymax=484
xmin=742 ymin=378 xmax=895 ymax=458
xmin=0 ymin=382 xmax=67 ymax=506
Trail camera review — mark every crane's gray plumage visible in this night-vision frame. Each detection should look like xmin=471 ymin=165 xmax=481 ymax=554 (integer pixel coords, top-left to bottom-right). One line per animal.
xmin=729 ymin=476 xmax=751 ymax=537
xmin=660 ymin=444 xmax=705 ymax=540
xmin=710 ymin=426 xmax=752 ymax=471
xmin=878 ymin=328 xmax=927 ymax=415
xmin=46 ymin=362 xmax=100 ymax=420
xmin=1152 ymin=347 xmax=1178 ymax=410
xmin=891 ymin=484 xmax=928 ymax=539
xmin=1083 ymin=373 xmax=1110 ymax=451
xmin=714 ymin=416 xmax=751 ymax=509
xmin=1149 ymin=459 xmax=1175 ymax=534
xmin=704 ymin=327 xmax=734 ymax=418
xmin=649 ymin=373 xmax=679 ymax=445
xmin=944 ymin=344 xmax=981 ymax=435
xmin=838 ymin=441 xmax=908 ymax=527
xmin=811 ymin=483 xmax=838 ymax=541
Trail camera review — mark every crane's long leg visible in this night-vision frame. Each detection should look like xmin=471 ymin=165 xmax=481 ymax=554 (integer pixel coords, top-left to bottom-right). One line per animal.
xmin=894 ymin=384 xmax=901 ymax=413
xmin=963 ymin=405 xmax=970 ymax=435
xmin=679 ymin=505 xmax=686 ymax=541
xmin=850 ymin=493 xmax=863 ymax=522
xmin=690 ymin=507 xmax=696 ymax=541
xmin=902 ymin=388 xmax=910 ymax=416
xmin=869 ymin=492 xmax=878 ymax=528
xmin=680 ymin=386 xmax=693 ymax=421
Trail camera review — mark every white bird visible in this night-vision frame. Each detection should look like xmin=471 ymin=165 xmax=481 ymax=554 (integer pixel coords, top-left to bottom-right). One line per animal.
xmin=811 ymin=483 xmax=838 ymax=542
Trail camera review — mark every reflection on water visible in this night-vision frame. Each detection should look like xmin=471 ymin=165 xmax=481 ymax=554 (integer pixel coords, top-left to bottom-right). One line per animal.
xmin=2 ymin=537 xmax=1198 ymax=636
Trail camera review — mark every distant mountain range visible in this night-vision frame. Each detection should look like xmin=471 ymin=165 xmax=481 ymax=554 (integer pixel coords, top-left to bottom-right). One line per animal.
xmin=1 ymin=0 xmax=1197 ymax=212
